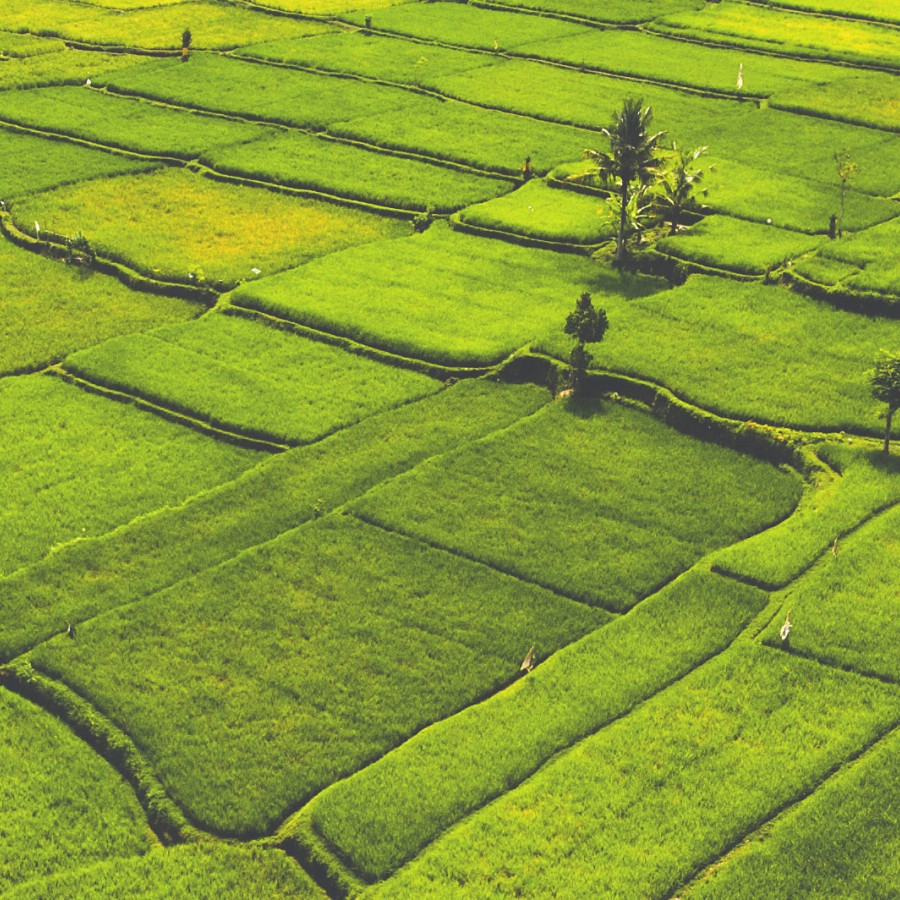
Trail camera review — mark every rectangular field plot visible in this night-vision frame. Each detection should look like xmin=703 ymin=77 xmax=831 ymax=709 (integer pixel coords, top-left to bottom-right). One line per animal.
xmin=203 ymin=132 xmax=513 ymax=213
xmin=65 ymin=313 xmax=442 ymax=445
xmin=684 ymin=726 xmax=900 ymax=899
xmin=0 ymin=32 xmax=65 ymax=57
xmin=371 ymin=645 xmax=900 ymax=899
xmin=0 ymin=375 xmax=262 ymax=577
xmin=230 ymin=224 xmax=650 ymax=366
xmin=351 ymin=401 xmax=801 ymax=611
xmin=0 ymin=87 xmax=276 ymax=160
xmin=11 ymin=168 xmax=408 ymax=290
xmin=0 ymin=48 xmax=143 ymax=92
xmin=0 ymin=238 xmax=198 ymax=378
xmin=760 ymin=503 xmax=900 ymax=682
xmin=761 ymin=0 xmax=900 ymax=24
xmin=536 ymin=275 xmax=900 ymax=435
xmin=0 ymin=0 xmax=333 ymax=50
xmin=655 ymin=215 xmax=823 ymax=276
xmin=26 ymin=513 xmax=607 ymax=835
xmin=0 ymin=128 xmax=154 ymax=201
xmin=463 ymin=0 xmax=705 ymax=24
xmin=0 ymin=687 xmax=149 ymax=893
xmin=4 ymin=845 xmax=326 ymax=900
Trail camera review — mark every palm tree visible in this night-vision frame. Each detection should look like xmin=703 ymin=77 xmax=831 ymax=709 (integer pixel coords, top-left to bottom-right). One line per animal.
xmin=585 ymin=99 xmax=666 ymax=264
xmin=655 ymin=143 xmax=711 ymax=235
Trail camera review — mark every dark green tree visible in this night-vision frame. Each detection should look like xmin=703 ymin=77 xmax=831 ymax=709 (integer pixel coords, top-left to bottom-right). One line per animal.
xmin=870 ymin=351 xmax=900 ymax=454
xmin=564 ymin=292 xmax=609 ymax=395
xmin=181 ymin=28 xmax=192 ymax=62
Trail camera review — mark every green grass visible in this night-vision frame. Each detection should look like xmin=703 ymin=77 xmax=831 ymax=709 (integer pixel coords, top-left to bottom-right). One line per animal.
xmin=203 ymin=131 xmax=513 ymax=213
xmin=655 ymin=215 xmax=823 ymax=275
xmin=794 ymin=216 xmax=900 ymax=296
xmin=0 ymin=87 xmax=276 ymax=159
xmin=370 ymin=644 xmax=900 ymax=899
xmin=307 ymin=568 xmax=767 ymax=881
xmin=232 ymin=223 xmax=660 ymax=366
xmin=684 ymin=725 xmax=900 ymax=899
xmin=0 ymin=379 xmax=548 ymax=660
xmin=761 ymin=0 xmax=900 ymax=25
xmin=714 ymin=442 xmax=900 ymax=588
xmin=759 ymin=503 xmax=900 ymax=682
xmin=0 ymin=48 xmax=144 ymax=91
xmin=0 ymin=0 xmax=333 ymax=50
xmin=0 ymin=237 xmax=198 ymax=377
xmin=0 ymin=32 xmax=65 ymax=57
xmin=11 ymin=167 xmax=408 ymax=290
xmin=650 ymin=2 xmax=900 ymax=69
xmin=4 ymin=844 xmax=326 ymax=899
xmin=27 ymin=513 xmax=606 ymax=835
xmin=468 ymin=0 xmax=705 ymax=24
xmin=536 ymin=275 xmax=900 ymax=435
xmin=352 ymin=400 xmax=801 ymax=611
xmin=0 ymin=686 xmax=149 ymax=892
xmin=456 ymin=179 xmax=612 ymax=244
xmin=65 ymin=313 xmax=441 ymax=445
xmin=0 ymin=374 xmax=262 ymax=577
xmin=0 ymin=128 xmax=154 ymax=201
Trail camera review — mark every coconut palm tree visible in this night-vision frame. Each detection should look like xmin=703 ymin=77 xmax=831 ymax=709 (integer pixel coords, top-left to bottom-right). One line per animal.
xmin=654 ymin=143 xmax=711 ymax=235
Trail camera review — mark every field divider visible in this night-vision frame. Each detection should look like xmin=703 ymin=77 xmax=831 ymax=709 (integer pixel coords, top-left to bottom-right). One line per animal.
xmin=738 ymin=0 xmax=900 ymax=30
xmin=783 ymin=266 xmax=900 ymax=317
xmin=47 ymin=366 xmax=290 ymax=453
xmin=664 ymin=677 xmax=900 ymax=900
xmin=448 ymin=211 xmax=603 ymax=254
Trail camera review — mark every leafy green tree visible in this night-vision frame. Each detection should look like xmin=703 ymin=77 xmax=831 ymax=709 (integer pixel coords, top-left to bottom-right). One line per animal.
xmin=654 ymin=144 xmax=712 ymax=235
xmin=583 ymin=99 xmax=666 ymax=264
xmin=833 ymin=149 xmax=858 ymax=238
xmin=564 ymin=292 xmax=609 ymax=394
xmin=870 ymin=351 xmax=900 ymax=454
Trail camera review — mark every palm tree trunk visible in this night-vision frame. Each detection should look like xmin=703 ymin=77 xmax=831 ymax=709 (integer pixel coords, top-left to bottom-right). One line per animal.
xmin=884 ymin=406 xmax=894 ymax=454
xmin=617 ymin=180 xmax=629 ymax=264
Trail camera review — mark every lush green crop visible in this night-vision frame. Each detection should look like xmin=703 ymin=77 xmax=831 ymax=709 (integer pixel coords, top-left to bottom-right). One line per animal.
xmin=370 ymin=644 xmax=900 ymax=899
xmin=0 ymin=379 xmax=547 ymax=660
xmin=0 ymin=128 xmax=154 ymax=201
xmin=4 ymin=844 xmax=326 ymax=899
xmin=655 ymin=215 xmax=823 ymax=275
xmin=0 ymin=374 xmax=261 ymax=577
xmin=203 ymin=131 xmax=513 ymax=213
xmin=457 ymin=179 xmax=611 ymax=244
xmin=309 ymin=568 xmax=767 ymax=881
xmin=467 ymin=0 xmax=705 ymax=24
xmin=66 ymin=313 xmax=441 ymax=445
xmin=11 ymin=167 xmax=407 ymax=290
xmin=685 ymin=726 xmax=900 ymax=899
xmin=761 ymin=0 xmax=900 ymax=24
xmin=0 ymin=32 xmax=64 ymax=57
xmin=232 ymin=223 xmax=658 ymax=366
xmin=0 ymin=0 xmax=333 ymax=50
xmin=794 ymin=216 xmax=900 ymax=296
xmin=0 ymin=237 xmax=197 ymax=377
xmin=27 ymin=512 xmax=605 ymax=835
xmin=714 ymin=442 xmax=900 ymax=588
xmin=0 ymin=87 xmax=275 ymax=159
xmin=0 ymin=686 xmax=148 ymax=892
xmin=0 ymin=48 xmax=143 ymax=91
xmin=651 ymin=2 xmax=900 ymax=69
xmin=536 ymin=275 xmax=900 ymax=434
xmin=353 ymin=400 xmax=800 ymax=611
xmin=759 ymin=503 xmax=899 ymax=681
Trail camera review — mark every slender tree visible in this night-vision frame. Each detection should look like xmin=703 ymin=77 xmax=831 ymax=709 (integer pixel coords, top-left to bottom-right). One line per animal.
xmin=181 ymin=28 xmax=192 ymax=62
xmin=834 ymin=149 xmax=858 ymax=238
xmin=564 ymin=292 xmax=609 ymax=395
xmin=870 ymin=351 xmax=900 ymax=454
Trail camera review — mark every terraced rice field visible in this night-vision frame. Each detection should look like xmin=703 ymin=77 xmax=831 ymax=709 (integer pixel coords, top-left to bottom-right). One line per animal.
xmin=1 ymin=0 xmax=898 ymax=896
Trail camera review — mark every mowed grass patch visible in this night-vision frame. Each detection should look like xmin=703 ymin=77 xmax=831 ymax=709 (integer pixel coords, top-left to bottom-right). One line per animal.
xmin=0 ymin=128 xmax=154 ymax=201
xmin=308 ymin=569 xmax=767 ymax=881
xmin=456 ymin=179 xmax=612 ymax=244
xmin=655 ymin=215 xmax=822 ymax=276
xmin=0 ymin=379 xmax=548 ymax=660
xmin=27 ymin=513 xmax=606 ymax=835
xmin=536 ymin=275 xmax=900 ymax=434
xmin=0 ymin=87 xmax=275 ymax=159
xmin=0 ymin=0 xmax=333 ymax=50
xmin=4 ymin=845 xmax=325 ymax=900
xmin=371 ymin=645 xmax=900 ymax=899
xmin=0 ymin=375 xmax=262 ymax=577
xmin=66 ymin=313 xmax=441 ymax=445
xmin=0 ymin=687 xmax=148 ymax=892
xmin=352 ymin=400 xmax=800 ymax=611
xmin=12 ymin=168 xmax=408 ymax=290
xmin=650 ymin=2 xmax=900 ymax=69
xmin=0 ymin=238 xmax=198 ymax=377
xmin=231 ymin=224 xmax=658 ymax=366
xmin=203 ymin=131 xmax=513 ymax=213
xmin=0 ymin=48 xmax=143 ymax=91
xmin=714 ymin=442 xmax=900 ymax=588
xmin=760 ymin=503 xmax=900 ymax=682
xmin=684 ymin=725 xmax=900 ymax=899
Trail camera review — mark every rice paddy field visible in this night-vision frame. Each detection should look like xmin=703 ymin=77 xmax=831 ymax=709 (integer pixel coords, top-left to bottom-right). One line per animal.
xmin=1 ymin=0 xmax=898 ymax=896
